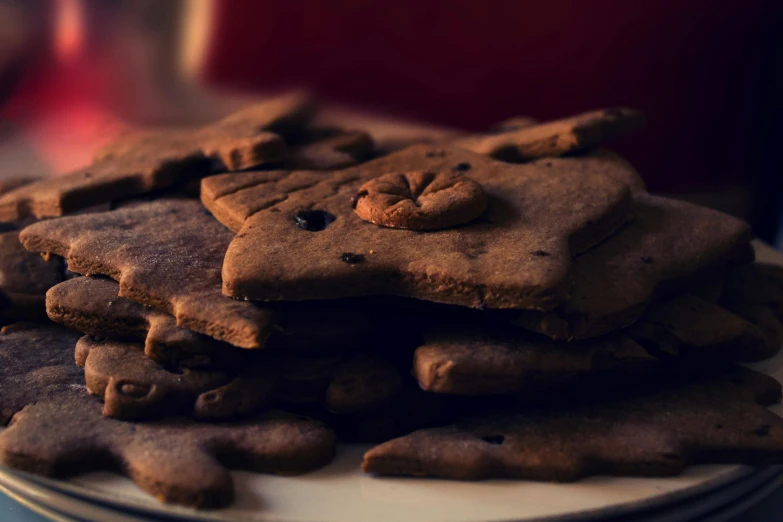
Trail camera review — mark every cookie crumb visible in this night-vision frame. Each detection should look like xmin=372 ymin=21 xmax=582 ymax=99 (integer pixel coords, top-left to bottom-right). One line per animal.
xmin=340 ymin=252 xmax=365 ymax=264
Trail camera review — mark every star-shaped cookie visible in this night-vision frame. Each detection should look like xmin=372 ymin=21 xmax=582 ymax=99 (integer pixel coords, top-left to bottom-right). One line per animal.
xmin=202 ymin=145 xmax=637 ymax=310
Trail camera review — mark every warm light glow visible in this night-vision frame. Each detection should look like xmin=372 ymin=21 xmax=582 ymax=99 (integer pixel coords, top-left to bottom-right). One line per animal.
xmin=54 ymin=0 xmax=85 ymax=61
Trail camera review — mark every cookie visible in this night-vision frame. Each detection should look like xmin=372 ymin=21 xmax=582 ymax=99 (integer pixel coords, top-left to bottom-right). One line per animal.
xmin=513 ymin=193 xmax=751 ymax=340
xmin=48 ymin=276 xmax=381 ymax=367
xmin=723 ymin=302 xmax=783 ymax=357
xmin=414 ymin=326 xmax=656 ymax=396
xmin=0 ymin=231 xmax=67 ymax=323
xmin=0 ymin=322 xmax=336 ymax=509
xmin=317 ymin=107 xmax=461 ymax=154
xmin=486 ymin=116 xmax=538 ymax=134
xmin=0 ymin=176 xmax=39 ymax=196
xmin=0 ymin=396 xmax=335 ymax=508
xmin=75 ymin=336 xmax=276 ymax=421
xmin=20 ymin=200 xmax=277 ymax=348
xmin=202 ymin=144 xmax=635 ymax=310
xmin=274 ymin=353 xmax=402 ymax=415
xmin=95 ymin=91 xmax=315 ymax=163
xmin=452 ymin=108 xmax=644 ymax=162
xmin=362 ymin=366 xmax=783 ymax=481
xmin=631 ymin=294 xmax=776 ymax=363
xmin=326 ymin=354 xmax=402 ymax=414
xmin=0 ymin=93 xmax=315 ymax=221
xmin=0 ymin=322 xmax=83 ymax=424
xmin=47 ymin=276 xmax=245 ymax=369
xmin=285 ymin=126 xmax=375 ymax=170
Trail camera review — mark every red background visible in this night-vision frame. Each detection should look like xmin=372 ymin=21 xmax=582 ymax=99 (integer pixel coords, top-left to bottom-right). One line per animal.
xmin=204 ymin=0 xmax=779 ymax=193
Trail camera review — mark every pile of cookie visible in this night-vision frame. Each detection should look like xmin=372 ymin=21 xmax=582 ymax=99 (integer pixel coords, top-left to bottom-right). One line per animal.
xmin=1 ymin=92 xmax=782 ymax=509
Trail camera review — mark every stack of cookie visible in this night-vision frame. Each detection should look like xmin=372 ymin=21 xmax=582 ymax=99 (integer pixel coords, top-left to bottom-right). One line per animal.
xmin=0 ymin=92 xmax=782 ymax=509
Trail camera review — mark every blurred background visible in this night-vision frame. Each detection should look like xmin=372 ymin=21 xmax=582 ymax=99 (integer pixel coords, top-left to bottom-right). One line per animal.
xmin=0 ymin=0 xmax=780 ymax=242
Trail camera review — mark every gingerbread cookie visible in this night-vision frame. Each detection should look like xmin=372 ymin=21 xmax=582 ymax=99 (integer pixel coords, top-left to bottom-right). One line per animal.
xmin=513 ymin=193 xmax=751 ymax=340
xmin=0 ymin=231 xmax=67 ymax=323
xmin=0 ymin=396 xmax=335 ymax=508
xmin=202 ymin=144 xmax=634 ymax=310
xmin=47 ymin=276 xmax=244 ymax=369
xmin=48 ymin=277 xmax=381 ymax=366
xmin=0 ymin=322 xmax=335 ymax=509
xmin=75 ymin=336 xmax=276 ymax=421
xmin=0 ymin=323 xmax=82 ymax=424
xmin=414 ymin=326 xmax=656 ymax=396
xmin=363 ymin=367 xmax=783 ymax=481
xmin=326 ymin=354 xmax=402 ymax=414
xmin=0 ymin=176 xmax=39 ymax=196
xmin=274 ymin=352 xmax=402 ymax=415
xmin=285 ymin=126 xmax=375 ymax=170
xmin=452 ymin=107 xmax=644 ymax=162
xmin=20 ymin=200 xmax=277 ymax=348
xmin=0 ymin=93 xmax=315 ymax=221
xmin=632 ymin=294 xmax=776 ymax=363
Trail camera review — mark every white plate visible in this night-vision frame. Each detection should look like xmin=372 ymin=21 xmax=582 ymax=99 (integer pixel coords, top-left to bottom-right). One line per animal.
xmin=1 ymin=241 xmax=781 ymax=522
xmin=4 ymin=464 xmax=783 ymax=522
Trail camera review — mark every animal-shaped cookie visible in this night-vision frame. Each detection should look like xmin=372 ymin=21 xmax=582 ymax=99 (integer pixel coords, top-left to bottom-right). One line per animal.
xmin=452 ymin=108 xmax=644 ymax=162
xmin=513 ymin=193 xmax=751 ymax=340
xmin=75 ymin=336 xmax=277 ymax=421
xmin=20 ymin=200 xmax=277 ymax=348
xmin=202 ymin=144 xmax=635 ymax=310
xmin=0 ymin=323 xmax=335 ymax=509
xmin=0 ymin=93 xmax=315 ymax=221
xmin=363 ymin=367 xmax=783 ymax=481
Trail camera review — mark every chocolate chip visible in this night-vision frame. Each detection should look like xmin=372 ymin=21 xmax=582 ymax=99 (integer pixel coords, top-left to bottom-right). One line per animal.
xmin=641 ymin=256 xmax=654 ymax=264
xmin=754 ymin=424 xmax=771 ymax=437
xmin=453 ymin=162 xmax=471 ymax=172
xmin=481 ymin=435 xmax=505 ymax=445
xmin=531 ymin=250 xmax=550 ymax=257
xmin=340 ymin=252 xmax=365 ymax=264
xmin=350 ymin=190 xmax=368 ymax=209
xmin=545 ymin=162 xmax=552 ymax=167
xmin=294 ymin=209 xmax=336 ymax=231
